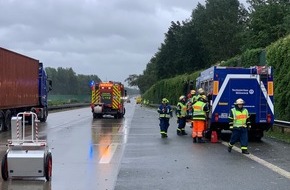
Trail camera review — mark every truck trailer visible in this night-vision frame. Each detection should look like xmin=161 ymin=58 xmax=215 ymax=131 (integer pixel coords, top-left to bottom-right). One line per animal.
xmin=196 ymin=65 xmax=274 ymax=141
xmin=0 ymin=47 xmax=52 ymax=132
xmin=91 ymin=81 xmax=126 ymax=119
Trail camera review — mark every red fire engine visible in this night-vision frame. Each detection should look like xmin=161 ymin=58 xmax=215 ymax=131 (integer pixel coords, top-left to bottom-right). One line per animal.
xmin=91 ymin=81 xmax=126 ymax=119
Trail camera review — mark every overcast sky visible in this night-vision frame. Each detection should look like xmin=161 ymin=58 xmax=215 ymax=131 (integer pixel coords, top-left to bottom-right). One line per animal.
xmin=0 ymin=0 xmax=248 ymax=85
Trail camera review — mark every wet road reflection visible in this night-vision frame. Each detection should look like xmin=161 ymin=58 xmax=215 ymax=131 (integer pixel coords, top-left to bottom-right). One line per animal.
xmin=0 ymin=101 xmax=135 ymax=190
xmin=91 ymin=118 xmax=123 ymax=163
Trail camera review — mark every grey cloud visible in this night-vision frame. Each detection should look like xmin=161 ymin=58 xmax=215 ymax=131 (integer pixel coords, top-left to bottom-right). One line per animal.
xmin=0 ymin=0 xmax=201 ymax=83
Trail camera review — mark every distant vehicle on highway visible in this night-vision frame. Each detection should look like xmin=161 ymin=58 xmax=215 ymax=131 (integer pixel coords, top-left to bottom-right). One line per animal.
xmin=136 ymin=96 xmax=142 ymax=104
xmin=91 ymin=81 xmax=126 ymax=119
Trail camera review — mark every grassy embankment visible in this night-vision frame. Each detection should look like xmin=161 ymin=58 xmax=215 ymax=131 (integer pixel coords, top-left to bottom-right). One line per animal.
xmin=265 ymin=126 xmax=290 ymax=143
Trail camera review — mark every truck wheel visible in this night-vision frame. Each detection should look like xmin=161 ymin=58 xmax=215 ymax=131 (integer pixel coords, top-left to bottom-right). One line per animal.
xmin=1 ymin=154 xmax=8 ymax=181
xmin=4 ymin=110 xmax=12 ymax=131
xmin=45 ymin=152 xmax=52 ymax=181
xmin=249 ymin=130 xmax=263 ymax=142
xmin=0 ymin=110 xmax=5 ymax=132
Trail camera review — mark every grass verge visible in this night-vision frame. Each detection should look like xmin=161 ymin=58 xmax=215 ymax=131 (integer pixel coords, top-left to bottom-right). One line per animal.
xmin=264 ymin=126 xmax=290 ymax=144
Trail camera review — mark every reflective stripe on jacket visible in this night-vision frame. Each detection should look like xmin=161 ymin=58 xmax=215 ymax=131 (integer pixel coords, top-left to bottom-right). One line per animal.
xmin=191 ymin=95 xmax=198 ymax=104
xmin=176 ymin=102 xmax=187 ymax=117
xmin=192 ymin=101 xmax=207 ymax=120
xmin=157 ymin=104 xmax=172 ymax=118
xmin=229 ymin=108 xmax=249 ymax=127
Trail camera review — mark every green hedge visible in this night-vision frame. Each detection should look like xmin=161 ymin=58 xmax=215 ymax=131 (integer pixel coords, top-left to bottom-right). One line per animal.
xmin=142 ymin=72 xmax=200 ymax=105
xmin=267 ymin=35 xmax=290 ymax=120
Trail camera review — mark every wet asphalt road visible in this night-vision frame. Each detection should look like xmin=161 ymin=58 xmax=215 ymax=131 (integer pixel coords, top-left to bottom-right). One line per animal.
xmin=0 ymin=102 xmax=135 ymax=190
xmin=0 ymin=99 xmax=290 ymax=190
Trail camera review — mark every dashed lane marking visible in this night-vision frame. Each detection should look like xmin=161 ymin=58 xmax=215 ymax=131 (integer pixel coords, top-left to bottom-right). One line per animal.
xmin=221 ymin=141 xmax=290 ymax=180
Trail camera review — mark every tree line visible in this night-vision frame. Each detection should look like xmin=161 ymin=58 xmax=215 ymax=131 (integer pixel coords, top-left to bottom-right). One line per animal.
xmin=45 ymin=67 xmax=101 ymax=95
xmin=125 ymin=0 xmax=290 ymax=94
xmin=45 ymin=67 xmax=140 ymax=96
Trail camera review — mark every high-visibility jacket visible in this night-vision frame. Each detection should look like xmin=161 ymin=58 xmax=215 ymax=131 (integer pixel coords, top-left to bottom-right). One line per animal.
xmin=228 ymin=108 xmax=250 ymax=127
xmin=191 ymin=95 xmax=198 ymax=104
xmin=192 ymin=101 xmax=208 ymax=120
xmin=176 ymin=102 xmax=187 ymax=117
xmin=157 ymin=104 xmax=172 ymax=118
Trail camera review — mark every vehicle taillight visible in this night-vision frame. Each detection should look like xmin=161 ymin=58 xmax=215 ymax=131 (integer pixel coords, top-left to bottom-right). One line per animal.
xmin=214 ymin=113 xmax=219 ymax=122
xmin=213 ymin=81 xmax=219 ymax=95
xmin=267 ymin=114 xmax=271 ymax=123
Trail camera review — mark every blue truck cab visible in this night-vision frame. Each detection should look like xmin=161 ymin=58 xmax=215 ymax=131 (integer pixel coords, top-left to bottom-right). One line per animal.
xmin=37 ymin=62 xmax=52 ymax=122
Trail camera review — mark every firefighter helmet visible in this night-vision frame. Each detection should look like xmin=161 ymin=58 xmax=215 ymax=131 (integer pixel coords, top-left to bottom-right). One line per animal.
xmin=162 ymin=98 xmax=168 ymax=103
xmin=179 ymin=95 xmax=186 ymax=101
xmin=235 ymin=98 xmax=245 ymax=105
xmin=190 ymin=90 xmax=196 ymax=95
xmin=198 ymin=88 xmax=205 ymax=94
xmin=201 ymin=95 xmax=207 ymax=101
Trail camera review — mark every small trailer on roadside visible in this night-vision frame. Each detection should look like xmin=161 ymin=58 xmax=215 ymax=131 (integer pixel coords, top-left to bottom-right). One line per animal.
xmin=1 ymin=112 xmax=52 ymax=181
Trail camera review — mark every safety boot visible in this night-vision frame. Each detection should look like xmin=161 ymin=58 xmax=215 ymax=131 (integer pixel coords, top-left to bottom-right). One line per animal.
xmin=242 ymin=150 xmax=250 ymax=154
xmin=161 ymin=132 xmax=168 ymax=138
xmin=181 ymin=130 xmax=188 ymax=135
xmin=193 ymin=138 xmax=197 ymax=143
xmin=198 ymin=137 xmax=205 ymax=143
xmin=228 ymin=144 xmax=233 ymax=152
xmin=177 ymin=130 xmax=182 ymax=136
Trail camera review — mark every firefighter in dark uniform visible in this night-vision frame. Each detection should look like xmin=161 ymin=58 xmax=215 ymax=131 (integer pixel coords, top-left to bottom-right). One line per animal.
xmin=176 ymin=95 xmax=188 ymax=136
xmin=157 ymin=98 xmax=172 ymax=138
xmin=228 ymin=98 xmax=251 ymax=154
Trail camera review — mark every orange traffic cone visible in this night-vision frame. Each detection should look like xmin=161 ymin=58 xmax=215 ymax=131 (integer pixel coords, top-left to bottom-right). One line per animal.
xmin=211 ymin=131 xmax=218 ymax=143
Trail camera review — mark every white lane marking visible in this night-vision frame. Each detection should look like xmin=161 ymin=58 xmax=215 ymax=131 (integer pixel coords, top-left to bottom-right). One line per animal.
xmin=99 ymin=143 xmax=118 ymax=164
xmin=222 ymin=142 xmax=290 ymax=180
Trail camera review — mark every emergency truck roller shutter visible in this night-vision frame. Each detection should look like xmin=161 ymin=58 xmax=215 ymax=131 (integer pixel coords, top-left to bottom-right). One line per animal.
xmin=91 ymin=81 xmax=126 ymax=119
xmin=196 ymin=66 xmax=274 ymax=141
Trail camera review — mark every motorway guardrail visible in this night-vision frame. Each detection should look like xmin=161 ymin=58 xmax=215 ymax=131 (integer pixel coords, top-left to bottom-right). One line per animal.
xmin=48 ymin=103 xmax=90 ymax=111
xmin=274 ymin=120 xmax=290 ymax=133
